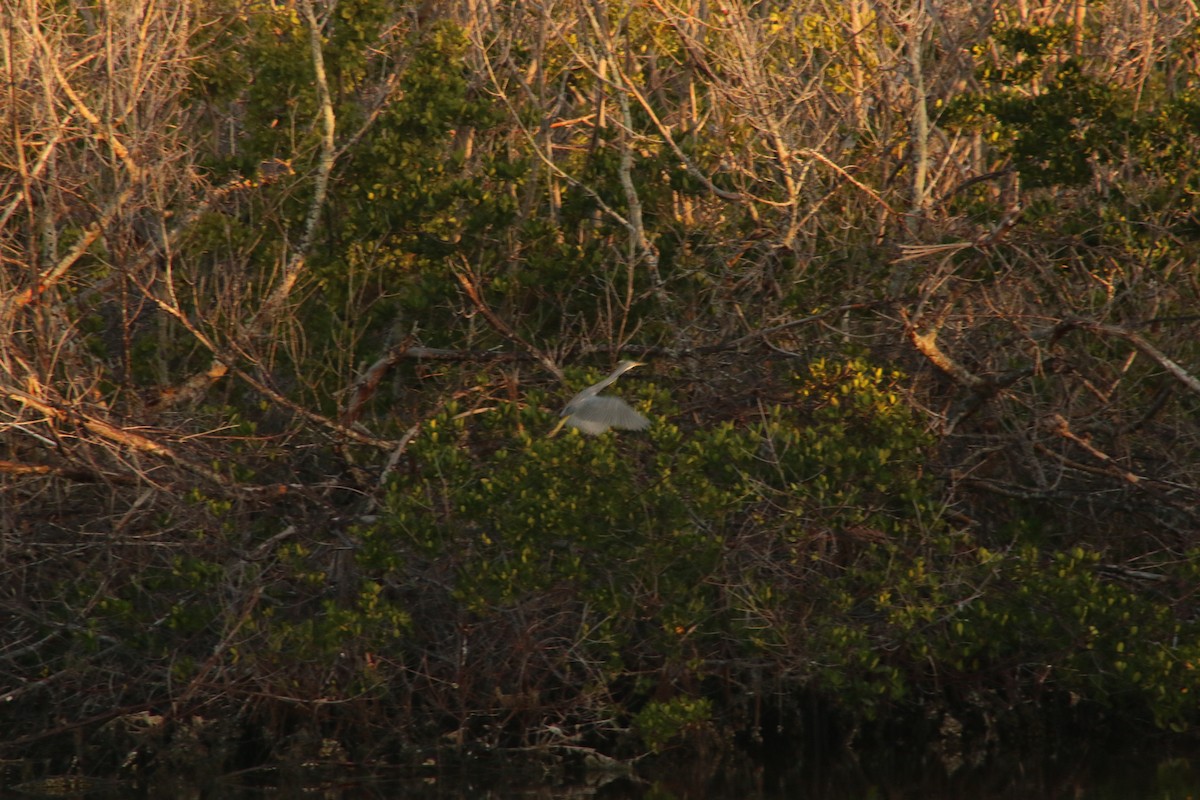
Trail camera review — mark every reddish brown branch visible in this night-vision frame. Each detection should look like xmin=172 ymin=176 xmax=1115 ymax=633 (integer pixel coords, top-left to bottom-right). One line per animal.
xmin=453 ymin=262 xmax=564 ymax=381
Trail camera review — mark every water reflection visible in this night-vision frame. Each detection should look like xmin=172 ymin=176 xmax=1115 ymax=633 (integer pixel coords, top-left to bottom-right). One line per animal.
xmin=49 ymin=753 xmax=1190 ymax=800
xmin=623 ymin=751 xmax=1200 ymax=800
xmin=11 ymin=750 xmax=1199 ymax=799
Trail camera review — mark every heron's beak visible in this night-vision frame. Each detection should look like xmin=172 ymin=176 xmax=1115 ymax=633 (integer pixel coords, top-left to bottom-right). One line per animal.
xmin=547 ymin=416 xmax=568 ymax=438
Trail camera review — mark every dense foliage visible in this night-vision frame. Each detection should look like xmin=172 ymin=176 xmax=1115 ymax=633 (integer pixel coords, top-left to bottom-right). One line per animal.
xmin=3 ymin=0 xmax=1200 ymax=779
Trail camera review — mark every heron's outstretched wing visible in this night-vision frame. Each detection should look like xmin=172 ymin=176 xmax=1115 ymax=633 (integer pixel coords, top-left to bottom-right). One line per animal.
xmin=565 ymin=395 xmax=649 ymax=435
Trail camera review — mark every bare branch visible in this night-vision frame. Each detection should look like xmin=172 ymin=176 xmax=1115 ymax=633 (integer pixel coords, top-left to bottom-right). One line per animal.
xmin=453 ymin=260 xmax=564 ymax=381
xmin=3 ymin=386 xmax=230 ymax=487
xmin=1054 ymin=319 xmax=1200 ymax=398
xmin=254 ymin=0 xmax=338 ymax=324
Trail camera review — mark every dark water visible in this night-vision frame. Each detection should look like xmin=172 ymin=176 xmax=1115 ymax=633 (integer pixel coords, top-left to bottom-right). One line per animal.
xmin=398 ymin=753 xmax=1195 ymax=800
xmin=9 ymin=750 xmax=1196 ymax=799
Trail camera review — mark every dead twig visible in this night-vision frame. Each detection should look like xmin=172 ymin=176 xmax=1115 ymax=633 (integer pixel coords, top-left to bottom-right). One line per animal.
xmin=452 ymin=260 xmax=564 ymax=381
xmin=4 ymin=386 xmax=230 ymax=487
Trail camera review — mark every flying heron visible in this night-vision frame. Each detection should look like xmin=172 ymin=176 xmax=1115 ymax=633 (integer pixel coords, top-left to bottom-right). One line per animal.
xmin=548 ymin=360 xmax=650 ymax=437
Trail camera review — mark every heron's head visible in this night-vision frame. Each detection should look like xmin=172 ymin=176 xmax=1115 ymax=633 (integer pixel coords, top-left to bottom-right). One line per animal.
xmin=615 ymin=359 xmax=645 ymax=374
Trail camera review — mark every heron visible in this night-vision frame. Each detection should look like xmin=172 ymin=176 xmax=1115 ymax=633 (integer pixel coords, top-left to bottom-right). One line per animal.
xmin=548 ymin=360 xmax=650 ymax=437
